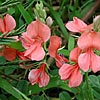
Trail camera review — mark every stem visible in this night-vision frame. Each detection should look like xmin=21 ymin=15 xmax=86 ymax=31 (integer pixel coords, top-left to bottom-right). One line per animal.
xmin=85 ymin=72 xmax=94 ymax=100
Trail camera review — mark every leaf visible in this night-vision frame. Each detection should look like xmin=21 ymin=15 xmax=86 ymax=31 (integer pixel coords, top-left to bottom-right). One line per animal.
xmin=28 ymin=76 xmax=76 ymax=94
xmin=0 ymin=78 xmax=23 ymax=100
xmin=58 ymin=49 xmax=70 ymax=56
xmin=59 ymin=91 xmax=71 ymax=100
xmin=32 ymin=96 xmax=40 ymax=100
xmin=7 ymin=41 xmax=25 ymax=51
xmin=0 ymin=78 xmax=30 ymax=100
xmin=0 ymin=38 xmax=15 ymax=45
xmin=89 ymin=75 xmax=100 ymax=87
xmin=4 ymin=65 xmax=18 ymax=75
xmin=16 ymin=80 xmax=28 ymax=95
xmin=0 ymin=94 xmax=8 ymax=100
xmin=17 ymin=4 xmax=33 ymax=24
xmin=68 ymin=36 xmax=75 ymax=51
xmin=43 ymin=1 xmax=68 ymax=40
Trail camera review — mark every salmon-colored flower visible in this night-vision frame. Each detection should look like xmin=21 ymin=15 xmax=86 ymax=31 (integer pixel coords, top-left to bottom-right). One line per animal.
xmin=66 ymin=17 xmax=100 ymax=73
xmin=0 ymin=14 xmax=16 ymax=33
xmin=2 ymin=47 xmax=17 ymax=61
xmin=65 ymin=17 xmax=87 ymax=33
xmin=21 ymin=20 xmax=50 ymax=61
xmin=59 ymin=47 xmax=83 ymax=87
xmin=48 ymin=36 xmax=68 ymax=68
xmin=28 ymin=63 xmax=50 ymax=87
xmin=78 ymin=48 xmax=100 ymax=73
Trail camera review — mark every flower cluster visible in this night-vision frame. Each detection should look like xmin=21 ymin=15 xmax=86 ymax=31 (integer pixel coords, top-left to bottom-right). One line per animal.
xmin=59 ymin=17 xmax=100 ymax=87
xmin=0 ymin=13 xmax=100 ymax=88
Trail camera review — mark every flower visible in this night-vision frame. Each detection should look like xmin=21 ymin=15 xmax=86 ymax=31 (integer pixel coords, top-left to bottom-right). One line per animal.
xmin=59 ymin=47 xmax=83 ymax=87
xmin=65 ymin=17 xmax=87 ymax=33
xmin=66 ymin=17 xmax=100 ymax=73
xmin=28 ymin=63 xmax=50 ymax=87
xmin=48 ymin=36 xmax=68 ymax=68
xmin=78 ymin=48 xmax=100 ymax=73
xmin=2 ymin=47 xmax=17 ymax=61
xmin=0 ymin=14 xmax=16 ymax=33
xmin=21 ymin=20 xmax=50 ymax=61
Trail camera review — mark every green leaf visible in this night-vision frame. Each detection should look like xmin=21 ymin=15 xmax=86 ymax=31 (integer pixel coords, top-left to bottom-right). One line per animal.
xmin=0 ymin=78 xmax=30 ymax=100
xmin=0 ymin=38 xmax=15 ymax=45
xmin=7 ymin=41 xmax=25 ymax=51
xmin=59 ymin=91 xmax=71 ymax=100
xmin=28 ymin=76 xmax=76 ymax=94
xmin=17 ymin=4 xmax=33 ymax=24
xmin=16 ymin=80 xmax=28 ymax=95
xmin=89 ymin=75 xmax=100 ymax=87
xmin=43 ymin=1 xmax=68 ymax=40
xmin=32 ymin=96 xmax=40 ymax=100
xmin=0 ymin=56 xmax=6 ymax=64
xmin=4 ymin=65 xmax=18 ymax=75
xmin=0 ymin=78 xmax=23 ymax=100
xmin=58 ymin=49 xmax=70 ymax=56
xmin=0 ymin=94 xmax=8 ymax=100
xmin=68 ymin=36 xmax=75 ymax=51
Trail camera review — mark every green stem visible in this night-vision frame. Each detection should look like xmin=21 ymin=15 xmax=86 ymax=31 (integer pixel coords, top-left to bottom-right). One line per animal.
xmin=85 ymin=72 xmax=94 ymax=100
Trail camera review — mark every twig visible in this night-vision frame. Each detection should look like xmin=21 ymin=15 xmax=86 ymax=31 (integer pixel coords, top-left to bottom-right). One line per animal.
xmin=82 ymin=0 xmax=100 ymax=22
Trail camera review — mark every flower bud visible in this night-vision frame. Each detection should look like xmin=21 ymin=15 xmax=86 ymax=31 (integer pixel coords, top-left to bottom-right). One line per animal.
xmin=93 ymin=15 xmax=100 ymax=32
xmin=46 ymin=16 xmax=53 ymax=27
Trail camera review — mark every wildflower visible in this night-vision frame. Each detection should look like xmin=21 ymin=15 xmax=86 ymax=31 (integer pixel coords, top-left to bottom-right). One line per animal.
xmin=28 ymin=63 xmax=50 ymax=87
xmin=2 ymin=47 xmax=17 ymax=61
xmin=66 ymin=17 xmax=100 ymax=73
xmin=65 ymin=17 xmax=87 ymax=33
xmin=59 ymin=47 xmax=83 ymax=87
xmin=48 ymin=36 xmax=68 ymax=68
xmin=21 ymin=20 xmax=50 ymax=61
xmin=0 ymin=14 xmax=16 ymax=33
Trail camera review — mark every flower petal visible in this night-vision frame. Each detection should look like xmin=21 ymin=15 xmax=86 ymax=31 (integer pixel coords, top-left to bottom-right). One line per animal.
xmin=3 ymin=47 xmax=17 ymax=61
xmin=4 ymin=14 xmax=16 ymax=33
xmin=69 ymin=67 xmax=83 ymax=87
xmin=93 ymin=32 xmax=100 ymax=50
xmin=77 ymin=32 xmax=93 ymax=50
xmin=31 ymin=46 xmax=45 ymax=61
xmin=55 ymin=54 xmax=68 ymax=68
xmin=91 ymin=53 xmax=100 ymax=73
xmin=27 ymin=20 xmax=50 ymax=42
xmin=28 ymin=69 xmax=39 ymax=85
xmin=59 ymin=64 xmax=74 ymax=80
xmin=39 ymin=71 xmax=50 ymax=87
xmin=65 ymin=17 xmax=87 ymax=33
xmin=0 ymin=18 xmax=5 ymax=33
xmin=78 ymin=51 xmax=90 ymax=72
xmin=48 ymin=36 xmax=62 ymax=57
xmin=70 ymin=47 xmax=81 ymax=62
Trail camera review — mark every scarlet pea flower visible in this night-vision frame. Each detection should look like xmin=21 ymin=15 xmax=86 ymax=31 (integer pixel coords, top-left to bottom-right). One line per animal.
xmin=48 ymin=36 xmax=68 ymax=68
xmin=66 ymin=17 xmax=100 ymax=73
xmin=2 ymin=47 xmax=17 ymax=61
xmin=28 ymin=63 xmax=50 ymax=87
xmin=21 ymin=20 xmax=50 ymax=61
xmin=0 ymin=14 xmax=16 ymax=33
xmin=59 ymin=47 xmax=83 ymax=87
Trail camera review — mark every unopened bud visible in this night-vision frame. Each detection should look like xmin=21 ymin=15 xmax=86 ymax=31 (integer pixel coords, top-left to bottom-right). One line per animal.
xmin=46 ymin=16 xmax=53 ymax=27
xmin=93 ymin=15 xmax=100 ymax=32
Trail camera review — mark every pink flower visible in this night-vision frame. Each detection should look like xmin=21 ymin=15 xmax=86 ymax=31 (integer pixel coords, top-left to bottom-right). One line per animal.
xmin=59 ymin=47 xmax=83 ymax=87
xmin=28 ymin=63 xmax=50 ymax=87
xmin=66 ymin=17 xmax=100 ymax=73
xmin=48 ymin=36 xmax=68 ymax=68
xmin=0 ymin=14 xmax=16 ymax=33
xmin=65 ymin=17 xmax=87 ymax=33
xmin=77 ymin=30 xmax=100 ymax=50
xmin=2 ymin=47 xmax=17 ymax=61
xmin=78 ymin=48 xmax=100 ymax=73
xmin=21 ymin=20 xmax=50 ymax=61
